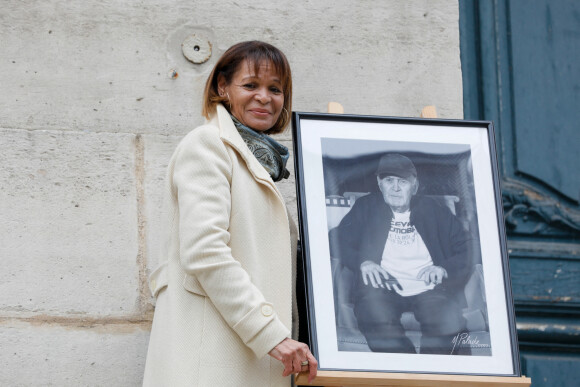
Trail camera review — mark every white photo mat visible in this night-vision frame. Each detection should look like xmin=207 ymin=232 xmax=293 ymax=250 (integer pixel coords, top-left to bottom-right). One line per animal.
xmin=294 ymin=115 xmax=519 ymax=376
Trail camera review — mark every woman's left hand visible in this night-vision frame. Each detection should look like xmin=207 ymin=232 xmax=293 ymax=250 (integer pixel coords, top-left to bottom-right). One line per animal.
xmin=268 ymin=338 xmax=318 ymax=383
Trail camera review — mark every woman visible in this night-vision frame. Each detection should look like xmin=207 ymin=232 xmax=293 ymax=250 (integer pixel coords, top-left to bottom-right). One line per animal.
xmin=143 ymin=41 xmax=317 ymax=386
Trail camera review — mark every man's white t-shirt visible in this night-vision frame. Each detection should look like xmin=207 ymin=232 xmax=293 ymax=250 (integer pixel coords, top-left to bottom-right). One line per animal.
xmin=380 ymin=210 xmax=435 ymax=296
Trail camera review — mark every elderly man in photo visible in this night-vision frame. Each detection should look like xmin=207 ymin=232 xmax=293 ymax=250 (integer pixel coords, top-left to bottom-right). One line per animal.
xmin=329 ymin=153 xmax=475 ymax=354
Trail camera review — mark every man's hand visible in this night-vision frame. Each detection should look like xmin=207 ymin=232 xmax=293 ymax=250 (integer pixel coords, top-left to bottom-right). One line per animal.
xmin=417 ymin=265 xmax=447 ymax=285
xmin=360 ymin=261 xmax=402 ymax=290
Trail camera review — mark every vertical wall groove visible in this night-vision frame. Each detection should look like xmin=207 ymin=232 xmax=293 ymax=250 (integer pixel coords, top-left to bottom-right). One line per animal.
xmin=134 ymin=134 xmax=152 ymax=316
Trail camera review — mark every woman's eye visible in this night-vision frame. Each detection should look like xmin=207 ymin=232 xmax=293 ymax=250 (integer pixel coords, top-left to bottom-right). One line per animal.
xmin=270 ymin=86 xmax=282 ymax=94
xmin=243 ymin=83 xmax=256 ymax=89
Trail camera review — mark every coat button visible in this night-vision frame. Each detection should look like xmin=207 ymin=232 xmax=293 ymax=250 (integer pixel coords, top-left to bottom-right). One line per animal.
xmin=261 ymin=305 xmax=273 ymax=316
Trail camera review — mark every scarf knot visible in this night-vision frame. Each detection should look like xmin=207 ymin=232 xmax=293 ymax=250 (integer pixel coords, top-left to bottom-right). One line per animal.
xmin=230 ymin=115 xmax=290 ymax=182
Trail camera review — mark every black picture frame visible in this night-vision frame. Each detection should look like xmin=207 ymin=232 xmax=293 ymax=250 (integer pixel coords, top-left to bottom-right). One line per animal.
xmin=292 ymin=112 xmax=521 ymax=377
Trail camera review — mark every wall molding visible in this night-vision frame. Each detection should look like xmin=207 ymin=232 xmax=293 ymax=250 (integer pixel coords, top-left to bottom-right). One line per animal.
xmin=502 ymin=180 xmax=580 ymax=238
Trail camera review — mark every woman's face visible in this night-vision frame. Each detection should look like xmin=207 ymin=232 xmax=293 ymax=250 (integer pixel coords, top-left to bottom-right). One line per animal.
xmin=218 ymin=59 xmax=284 ymax=132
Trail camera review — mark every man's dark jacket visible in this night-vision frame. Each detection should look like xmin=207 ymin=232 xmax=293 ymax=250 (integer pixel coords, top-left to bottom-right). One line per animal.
xmin=329 ymin=192 xmax=479 ymax=304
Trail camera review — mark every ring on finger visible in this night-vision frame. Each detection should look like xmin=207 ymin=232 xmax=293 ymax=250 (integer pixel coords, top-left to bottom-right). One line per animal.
xmin=301 ymin=360 xmax=309 ymax=366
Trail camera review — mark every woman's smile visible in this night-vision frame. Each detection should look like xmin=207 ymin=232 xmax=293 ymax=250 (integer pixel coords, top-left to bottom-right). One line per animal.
xmin=249 ymin=108 xmax=271 ymax=116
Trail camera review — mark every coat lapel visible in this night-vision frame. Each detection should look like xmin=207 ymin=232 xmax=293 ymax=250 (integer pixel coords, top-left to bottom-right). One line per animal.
xmin=211 ymin=104 xmax=285 ymax=202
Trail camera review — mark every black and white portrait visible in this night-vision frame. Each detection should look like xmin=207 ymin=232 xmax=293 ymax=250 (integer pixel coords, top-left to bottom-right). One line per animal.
xmin=322 ymin=138 xmax=491 ymax=356
xmin=293 ymin=114 xmax=518 ymax=375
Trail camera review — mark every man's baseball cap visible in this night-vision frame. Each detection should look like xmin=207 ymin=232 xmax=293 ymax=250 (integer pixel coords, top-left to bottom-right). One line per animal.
xmin=375 ymin=153 xmax=417 ymax=179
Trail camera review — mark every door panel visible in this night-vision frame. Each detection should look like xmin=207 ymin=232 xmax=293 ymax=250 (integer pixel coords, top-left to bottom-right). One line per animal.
xmin=521 ymin=352 xmax=580 ymax=387
xmin=460 ymin=0 xmax=580 ymax=240
xmin=459 ymin=1 xmax=580 ymax=385
xmin=509 ymin=0 xmax=580 ymax=203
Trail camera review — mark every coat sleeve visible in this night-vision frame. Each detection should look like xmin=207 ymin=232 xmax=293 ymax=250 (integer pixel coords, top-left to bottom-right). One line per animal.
xmin=172 ymin=125 xmax=290 ymax=358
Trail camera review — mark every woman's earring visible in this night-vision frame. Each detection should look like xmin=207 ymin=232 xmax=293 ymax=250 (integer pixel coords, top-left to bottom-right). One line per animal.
xmin=220 ymin=92 xmax=231 ymax=109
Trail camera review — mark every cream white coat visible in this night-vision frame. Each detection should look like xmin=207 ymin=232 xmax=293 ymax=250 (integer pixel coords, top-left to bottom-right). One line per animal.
xmin=143 ymin=104 xmax=297 ymax=386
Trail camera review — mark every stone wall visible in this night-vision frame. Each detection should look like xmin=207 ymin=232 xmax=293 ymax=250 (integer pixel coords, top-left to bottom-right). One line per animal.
xmin=0 ymin=1 xmax=463 ymax=385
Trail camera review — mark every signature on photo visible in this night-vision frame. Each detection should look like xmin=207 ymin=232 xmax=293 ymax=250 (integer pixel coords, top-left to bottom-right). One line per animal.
xmin=451 ymin=332 xmax=491 ymax=354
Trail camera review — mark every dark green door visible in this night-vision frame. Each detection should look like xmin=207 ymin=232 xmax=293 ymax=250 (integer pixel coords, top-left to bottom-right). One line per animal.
xmin=459 ymin=0 xmax=580 ymax=385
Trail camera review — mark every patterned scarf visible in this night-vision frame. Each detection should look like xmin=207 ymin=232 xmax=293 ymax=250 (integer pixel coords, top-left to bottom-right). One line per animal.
xmin=230 ymin=115 xmax=290 ymax=182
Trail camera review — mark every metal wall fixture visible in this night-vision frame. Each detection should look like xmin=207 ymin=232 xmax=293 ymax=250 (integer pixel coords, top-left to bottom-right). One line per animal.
xmin=181 ymin=34 xmax=212 ymax=64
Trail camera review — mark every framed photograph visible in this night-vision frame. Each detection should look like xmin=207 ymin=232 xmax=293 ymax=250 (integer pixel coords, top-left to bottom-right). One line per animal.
xmin=292 ymin=112 xmax=520 ymax=376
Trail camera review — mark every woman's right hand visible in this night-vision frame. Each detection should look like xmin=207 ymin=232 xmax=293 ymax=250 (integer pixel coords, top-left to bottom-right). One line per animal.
xmin=268 ymin=338 xmax=318 ymax=383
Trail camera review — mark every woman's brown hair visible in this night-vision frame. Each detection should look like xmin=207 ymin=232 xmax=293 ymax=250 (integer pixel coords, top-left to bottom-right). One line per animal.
xmin=202 ymin=41 xmax=292 ymax=134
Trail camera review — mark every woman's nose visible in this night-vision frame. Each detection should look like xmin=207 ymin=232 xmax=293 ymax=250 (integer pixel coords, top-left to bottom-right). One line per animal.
xmin=255 ymin=88 xmax=271 ymax=103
